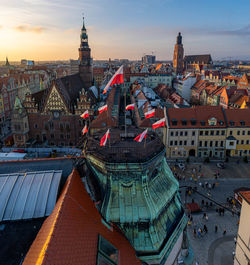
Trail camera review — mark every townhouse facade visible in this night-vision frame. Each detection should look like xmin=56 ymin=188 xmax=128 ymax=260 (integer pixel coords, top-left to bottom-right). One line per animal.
xmin=163 ymin=106 xmax=250 ymax=159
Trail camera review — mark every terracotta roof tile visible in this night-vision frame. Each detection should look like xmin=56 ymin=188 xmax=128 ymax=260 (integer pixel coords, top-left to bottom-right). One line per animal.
xmin=239 ymin=191 xmax=250 ymax=204
xmin=225 ymin=109 xmax=250 ymax=127
xmin=23 ymin=169 xmax=141 ymax=265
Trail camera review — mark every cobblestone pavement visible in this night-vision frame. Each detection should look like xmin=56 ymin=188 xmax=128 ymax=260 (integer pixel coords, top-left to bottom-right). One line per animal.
xmin=175 ymin=161 xmax=250 ymax=265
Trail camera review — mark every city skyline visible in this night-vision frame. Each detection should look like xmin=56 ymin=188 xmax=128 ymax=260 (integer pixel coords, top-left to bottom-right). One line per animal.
xmin=1 ymin=0 xmax=250 ymax=61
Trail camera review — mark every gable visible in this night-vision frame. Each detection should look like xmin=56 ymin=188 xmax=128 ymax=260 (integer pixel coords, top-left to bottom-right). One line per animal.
xmin=43 ymin=85 xmax=69 ymax=114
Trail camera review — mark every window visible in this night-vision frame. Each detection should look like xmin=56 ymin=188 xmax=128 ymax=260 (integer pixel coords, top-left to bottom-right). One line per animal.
xmin=97 ymin=236 xmax=118 ymax=265
xmin=216 ymin=130 xmax=219 ymax=135
xmin=175 ymin=131 xmax=178 ymax=136
xmin=220 ymin=141 xmax=224 ymax=147
xmin=172 ymin=119 xmax=177 ymax=126
xmin=237 ymin=140 xmax=239 ymax=144
xmin=199 ymin=141 xmax=202 ymax=147
xmin=248 ymin=131 xmax=250 ymax=135
xmin=192 ymin=131 xmax=195 ymax=136
xmin=230 ymin=130 xmax=233 ymax=136
xmin=185 ymin=131 xmax=188 ymax=136
xmin=210 ymin=131 xmax=214 ymax=136
xmin=175 ymin=141 xmax=177 ymax=145
xmin=67 ymin=134 xmax=70 ymax=139
xmin=240 ymin=121 xmax=245 ymax=126
xmin=179 ymin=140 xmax=182 ymax=145
xmin=237 ymin=131 xmax=240 ymax=135
xmin=205 ymin=131 xmax=209 ymax=136
xmin=191 ymin=140 xmax=194 ymax=145
xmin=170 ymin=132 xmax=174 ymax=136
xmin=210 ymin=141 xmax=213 ymax=147
xmin=51 ymin=134 xmax=54 ymax=139
xmin=229 ymin=141 xmax=234 ymax=146
xmin=247 ymin=140 xmax=249 ymax=145
xmin=205 ymin=141 xmax=208 ymax=147
xmin=191 ymin=119 xmax=196 ymax=125
xmin=170 ymin=141 xmax=173 ymax=146
xmin=200 ymin=131 xmax=203 ymax=136
xmin=229 ymin=121 xmax=235 ymax=126
xmin=60 ymin=123 xmax=64 ymax=131
xmin=60 ymin=134 xmax=64 ymax=139
xmin=200 ymin=120 xmax=205 ymax=126
xmin=180 ymin=131 xmax=183 ymax=136
xmin=242 ymin=131 xmax=245 ymax=135
xmin=184 ymin=140 xmax=187 ymax=146
xmin=182 ymin=119 xmax=187 ymax=125
xmin=241 ymin=140 xmax=244 ymax=145
xmin=221 ymin=130 xmax=225 ymax=135
xmin=215 ymin=141 xmax=218 ymax=147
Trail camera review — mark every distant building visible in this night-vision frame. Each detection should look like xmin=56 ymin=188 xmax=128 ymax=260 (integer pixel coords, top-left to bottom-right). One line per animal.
xmin=184 ymin=54 xmax=213 ymax=72
xmin=234 ymin=191 xmax=250 ymax=265
xmin=142 ymin=54 xmax=156 ymax=64
xmin=173 ymin=74 xmax=197 ymax=101
xmin=173 ymin=32 xmax=184 ymax=75
xmin=69 ymin=59 xmax=79 ymax=75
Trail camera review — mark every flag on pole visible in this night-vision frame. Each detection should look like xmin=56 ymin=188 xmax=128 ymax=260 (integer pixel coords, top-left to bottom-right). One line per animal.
xmin=98 ymin=104 xmax=108 ymax=114
xmin=80 ymin=110 xmax=89 ymax=119
xmin=82 ymin=125 xmax=88 ymax=135
xmin=134 ymin=129 xmax=148 ymax=142
xmin=145 ymin=109 xmax=155 ymax=119
xmin=152 ymin=118 xmax=166 ymax=129
xmin=126 ymin=103 xmax=135 ymax=111
xmin=103 ymin=65 xmax=124 ymax=94
xmin=100 ymin=129 xmax=110 ymax=146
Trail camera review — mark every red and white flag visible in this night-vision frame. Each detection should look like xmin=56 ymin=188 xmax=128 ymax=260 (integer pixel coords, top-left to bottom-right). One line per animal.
xmin=126 ymin=103 xmax=135 ymax=111
xmin=134 ymin=129 xmax=148 ymax=142
xmin=98 ymin=104 xmax=108 ymax=114
xmin=145 ymin=109 xmax=155 ymax=119
xmin=80 ymin=110 xmax=89 ymax=119
xmin=82 ymin=125 xmax=88 ymax=135
xmin=152 ymin=118 xmax=166 ymax=129
xmin=100 ymin=129 xmax=110 ymax=146
xmin=103 ymin=65 xmax=124 ymax=94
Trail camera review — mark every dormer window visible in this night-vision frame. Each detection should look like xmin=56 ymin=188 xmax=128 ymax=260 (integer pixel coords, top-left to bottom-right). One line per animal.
xmin=182 ymin=119 xmax=187 ymax=126
xmin=229 ymin=120 xmax=235 ymax=126
xmin=191 ymin=119 xmax=197 ymax=125
xmin=172 ymin=119 xmax=177 ymax=126
xmin=219 ymin=120 xmax=224 ymax=125
xmin=200 ymin=120 xmax=205 ymax=126
xmin=240 ymin=121 xmax=245 ymax=126
xmin=208 ymin=117 xmax=217 ymax=126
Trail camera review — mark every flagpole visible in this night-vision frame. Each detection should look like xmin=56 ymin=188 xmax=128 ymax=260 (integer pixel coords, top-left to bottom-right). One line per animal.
xmin=124 ymin=85 xmax=127 ymax=137
xmin=144 ymin=134 xmax=146 ymax=148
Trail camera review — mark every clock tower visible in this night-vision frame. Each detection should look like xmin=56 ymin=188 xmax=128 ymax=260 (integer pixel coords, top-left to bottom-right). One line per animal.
xmin=79 ymin=16 xmax=93 ymax=88
xmin=173 ymin=32 xmax=184 ymax=75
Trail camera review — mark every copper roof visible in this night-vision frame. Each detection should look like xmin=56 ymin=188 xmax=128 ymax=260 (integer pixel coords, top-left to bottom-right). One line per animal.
xmin=23 ymin=169 xmax=141 ymax=265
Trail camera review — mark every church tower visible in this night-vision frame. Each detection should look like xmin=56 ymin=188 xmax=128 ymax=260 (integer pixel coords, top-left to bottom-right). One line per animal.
xmin=173 ymin=32 xmax=184 ymax=75
xmin=79 ymin=16 xmax=93 ymax=88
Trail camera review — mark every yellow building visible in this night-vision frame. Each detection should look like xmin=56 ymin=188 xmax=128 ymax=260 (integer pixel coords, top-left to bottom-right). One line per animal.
xmin=225 ymin=109 xmax=250 ymax=157
xmin=234 ymin=191 xmax=250 ymax=265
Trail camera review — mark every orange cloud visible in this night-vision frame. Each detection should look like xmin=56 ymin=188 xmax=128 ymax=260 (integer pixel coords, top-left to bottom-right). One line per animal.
xmin=14 ymin=25 xmax=45 ymax=34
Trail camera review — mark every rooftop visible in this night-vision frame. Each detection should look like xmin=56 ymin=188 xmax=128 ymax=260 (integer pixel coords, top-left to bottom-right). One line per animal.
xmin=240 ymin=191 xmax=250 ymax=205
xmin=86 ymin=128 xmax=165 ymax=163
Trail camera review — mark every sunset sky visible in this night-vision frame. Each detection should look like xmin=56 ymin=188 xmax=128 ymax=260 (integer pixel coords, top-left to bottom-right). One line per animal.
xmin=1 ymin=0 xmax=250 ymax=61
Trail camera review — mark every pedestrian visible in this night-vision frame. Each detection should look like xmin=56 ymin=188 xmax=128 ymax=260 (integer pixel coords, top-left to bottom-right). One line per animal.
xmin=215 ymin=225 xmax=218 ymax=233
xmin=190 ymin=216 xmax=193 ymax=222
xmin=205 ymin=215 xmax=208 ymax=221
xmin=193 ymin=228 xmax=197 ymax=237
xmin=223 ymin=229 xmax=226 ymax=235
xmin=232 ymin=211 xmax=234 ymax=217
xmin=203 ymin=225 xmax=208 ymax=233
xmin=203 ymin=212 xmax=206 ymax=219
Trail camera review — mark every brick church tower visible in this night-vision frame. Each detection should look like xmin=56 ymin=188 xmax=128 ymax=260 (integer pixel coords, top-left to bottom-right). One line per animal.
xmin=173 ymin=32 xmax=184 ymax=75
xmin=79 ymin=17 xmax=93 ymax=88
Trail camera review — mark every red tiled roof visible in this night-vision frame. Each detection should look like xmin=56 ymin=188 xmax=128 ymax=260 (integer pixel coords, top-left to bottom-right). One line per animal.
xmin=239 ymin=191 xmax=250 ymax=204
xmin=225 ymin=109 xmax=250 ymax=127
xmin=167 ymin=106 xmax=226 ymax=128
xmin=23 ymin=169 xmax=141 ymax=265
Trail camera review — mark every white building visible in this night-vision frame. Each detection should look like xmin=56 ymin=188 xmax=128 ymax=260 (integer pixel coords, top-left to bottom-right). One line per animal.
xmin=173 ymin=75 xmax=197 ymax=102
xmin=130 ymin=74 xmax=173 ymax=89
